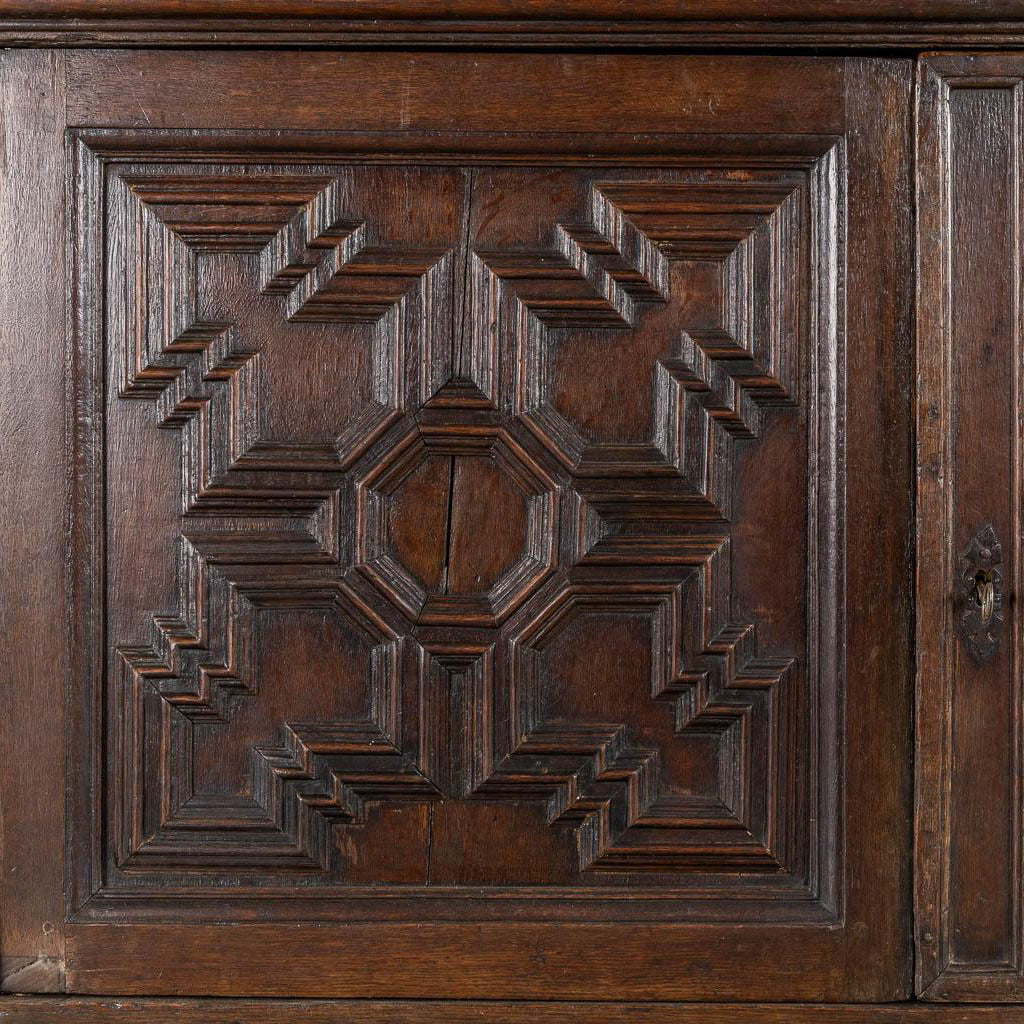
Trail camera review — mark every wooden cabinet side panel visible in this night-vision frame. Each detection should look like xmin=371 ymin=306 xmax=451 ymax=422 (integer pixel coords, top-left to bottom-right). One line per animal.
xmin=917 ymin=54 xmax=1024 ymax=1001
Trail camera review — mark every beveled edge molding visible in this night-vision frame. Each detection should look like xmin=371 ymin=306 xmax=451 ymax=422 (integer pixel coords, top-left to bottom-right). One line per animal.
xmin=7 ymin=3 xmax=1024 ymax=48
xmin=915 ymin=55 xmax=1024 ymax=1002
xmin=3 ymin=997 xmax=1024 ymax=1023
xmin=67 ymin=126 xmax=845 ymax=926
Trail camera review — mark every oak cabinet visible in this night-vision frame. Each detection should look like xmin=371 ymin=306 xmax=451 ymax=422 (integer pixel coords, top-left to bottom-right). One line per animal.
xmin=0 ymin=24 xmax=1016 ymax=1023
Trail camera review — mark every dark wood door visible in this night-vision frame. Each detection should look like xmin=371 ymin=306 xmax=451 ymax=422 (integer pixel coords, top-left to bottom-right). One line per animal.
xmin=917 ymin=53 xmax=1024 ymax=1002
xmin=0 ymin=51 xmax=913 ymax=1001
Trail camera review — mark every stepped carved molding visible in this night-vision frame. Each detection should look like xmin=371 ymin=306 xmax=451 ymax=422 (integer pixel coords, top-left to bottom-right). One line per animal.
xmin=71 ymin=142 xmax=841 ymax=909
xmin=481 ymin=540 xmax=793 ymax=872
xmin=471 ymin=181 xmax=802 ymax=517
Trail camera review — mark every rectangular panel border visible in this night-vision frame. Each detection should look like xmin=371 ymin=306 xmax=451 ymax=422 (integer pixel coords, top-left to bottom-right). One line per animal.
xmin=916 ymin=54 xmax=1024 ymax=1001
xmin=47 ymin=52 xmax=916 ymax=1000
xmin=67 ymin=128 xmax=846 ymax=929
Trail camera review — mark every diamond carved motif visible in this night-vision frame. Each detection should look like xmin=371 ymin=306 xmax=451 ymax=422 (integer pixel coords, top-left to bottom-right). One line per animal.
xmin=111 ymin=170 xmax=454 ymax=512
xmin=483 ymin=548 xmax=793 ymax=872
xmin=116 ymin=553 xmax=434 ymax=871
xmin=472 ymin=181 xmax=802 ymax=517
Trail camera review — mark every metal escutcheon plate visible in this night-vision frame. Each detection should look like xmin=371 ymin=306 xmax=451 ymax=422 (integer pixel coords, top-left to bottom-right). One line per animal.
xmin=958 ymin=523 xmax=1004 ymax=663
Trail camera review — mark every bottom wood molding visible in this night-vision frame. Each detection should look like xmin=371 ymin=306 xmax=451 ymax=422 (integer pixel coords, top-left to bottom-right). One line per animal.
xmin=2 ymin=1000 xmax=1024 ymax=1022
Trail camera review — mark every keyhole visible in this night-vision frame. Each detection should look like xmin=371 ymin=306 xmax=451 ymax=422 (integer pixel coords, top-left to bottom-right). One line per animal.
xmin=975 ymin=569 xmax=996 ymax=626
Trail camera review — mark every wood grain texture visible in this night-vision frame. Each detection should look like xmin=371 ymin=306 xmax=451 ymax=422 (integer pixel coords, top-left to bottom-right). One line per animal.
xmin=64 ymin=921 xmax=849 ymax=999
xmin=64 ymin=53 xmax=846 ymax=137
xmin=0 ymin=49 xmax=915 ymax=1002
xmin=841 ymin=55 xmax=916 ymax=1002
xmin=0 ymin=49 xmax=68 ymax=995
xmin=8 ymin=2 xmax=1024 ymax=48
xmin=2 ymin=998 xmax=1024 ymax=1024
xmin=916 ymin=53 xmax=1024 ymax=1003
xmin=7 ymin=0 xmax=1024 ymax=14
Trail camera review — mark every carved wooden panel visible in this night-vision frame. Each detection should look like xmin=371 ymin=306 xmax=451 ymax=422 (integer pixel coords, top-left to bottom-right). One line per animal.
xmin=917 ymin=56 xmax=1024 ymax=1001
xmin=67 ymin=133 xmax=845 ymax=926
xmin=0 ymin=49 xmax=915 ymax=1001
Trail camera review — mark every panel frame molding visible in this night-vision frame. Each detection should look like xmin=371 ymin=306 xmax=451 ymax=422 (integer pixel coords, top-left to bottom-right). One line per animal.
xmin=7 ymin=3 xmax=1024 ymax=49
xmin=916 ymin=55 xmax=1024 ymax=1002
xmin=67 ymin=126 xmax=847 ymax=930
xmin=0 ymin=45 xmax=935 ymax=1008
xmin=5 ymin=997 xmax=1024 ymax=1024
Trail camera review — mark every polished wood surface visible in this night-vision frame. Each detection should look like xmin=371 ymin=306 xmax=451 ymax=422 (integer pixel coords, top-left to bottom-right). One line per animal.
xmin=63 ymin=52 xmax=847 ymax=134
xmin=4 ymin=17 xmax=1024 ymax=1020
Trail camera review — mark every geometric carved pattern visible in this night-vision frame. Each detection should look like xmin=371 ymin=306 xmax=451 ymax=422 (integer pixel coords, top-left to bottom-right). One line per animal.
xmin=356 ymin=423 xmax=559 ymax=626
xmin=472 ymin=182 xmax=801 ymax=515
xmin=483 ymin=551 xmax=793 ymax=872
xmin=465 ymin=181 xmax=803 ymax=869
xmin=116 ymin=553 xmax=435 ymax=871
xmin=112 ymin=172 xmax=452 ymax=510
xmin=106 ymin=169 xmax=455 ymax=869
xmin=72 ymin=134 xmax=842 ymax=918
